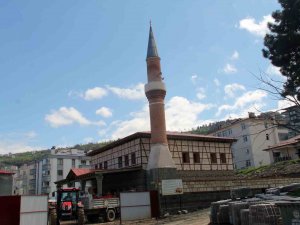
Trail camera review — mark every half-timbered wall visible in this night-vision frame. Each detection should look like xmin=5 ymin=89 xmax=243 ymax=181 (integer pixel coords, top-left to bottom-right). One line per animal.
xmin=91 ymin=136 xmax=233 ymax=171
xmin=91 ymin=139 xmax=146 ymax=170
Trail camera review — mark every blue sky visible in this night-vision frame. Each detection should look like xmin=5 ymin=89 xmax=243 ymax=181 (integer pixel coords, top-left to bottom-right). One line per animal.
xmin=0 ymin=0 xmax=289 ymax=153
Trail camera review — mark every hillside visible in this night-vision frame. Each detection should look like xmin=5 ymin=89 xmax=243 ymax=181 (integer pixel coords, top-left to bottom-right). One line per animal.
xmin=72 ymin=141 xmax=112 ymax=152
xmin=0 ymin=141 xmax=112 ymax=168
xmin=0 ymin=150 xmax=51 ymax=167
xmin=236 ymin=159 xmax=300 ymax=178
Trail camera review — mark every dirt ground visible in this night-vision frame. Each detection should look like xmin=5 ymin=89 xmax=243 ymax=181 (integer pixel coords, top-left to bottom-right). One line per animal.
xmin=60 ymin=208 xmax=211 ymax=225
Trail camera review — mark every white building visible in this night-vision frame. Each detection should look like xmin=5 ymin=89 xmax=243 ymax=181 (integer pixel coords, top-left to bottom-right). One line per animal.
xmin=210 ymin=113 xmax=289 ymax=169
xmin=264 ymin=134 xmax=300 ymax=163
xmin=13 ymin=148 xmax=90 ymax=196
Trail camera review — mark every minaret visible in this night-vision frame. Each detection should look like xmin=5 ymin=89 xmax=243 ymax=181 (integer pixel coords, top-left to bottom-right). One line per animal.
xmin=145 ymin=24 xmax=176 ymax=170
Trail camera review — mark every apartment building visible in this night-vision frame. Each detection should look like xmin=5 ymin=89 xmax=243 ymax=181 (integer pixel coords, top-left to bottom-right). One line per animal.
xmin=282 ymin=105 xmax=300 ymax=138
xmin=210 ymin=113 xmax=289 ymax=169
xmin=13 ymin=148 xmax=90 ymax=196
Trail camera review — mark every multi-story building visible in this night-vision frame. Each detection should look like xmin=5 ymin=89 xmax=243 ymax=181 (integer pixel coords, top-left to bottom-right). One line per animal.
xmin=210 ymin=113 xmax=289 ymax=169
xmin=282 ymin=105 xmax=300 ymax=138
xmin=13 ymin=148 xmax=90 ymax=196
xmin=14 ymin=163 xmax=35 ymax=195
xmin=264 ymin=134 xmax=300 ymax=163
xmin=0 ymin=170 xmax=15 ymax=196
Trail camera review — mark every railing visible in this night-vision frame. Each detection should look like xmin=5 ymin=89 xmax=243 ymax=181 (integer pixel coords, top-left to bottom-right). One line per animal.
xmin=41 ymin=187 xmax=51 ymax=194
xmin=42 ymin=175 xmax=51 ymax=182
xmin=79 ymin=164 xmax=91 ymax=169
xmin=29 ymin=179 xmax=36 ymax=185
xmin=42 ymin=164 xmax=51 ymax=170
xmin=274 ymin=156 xmax=292 ymax=163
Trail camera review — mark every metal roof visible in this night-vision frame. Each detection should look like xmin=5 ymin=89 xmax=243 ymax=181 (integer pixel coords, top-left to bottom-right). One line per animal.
xmin=88 ymin=131 xmax=236 ymax=156
xmin=0 ymin=170 xmax=14 ymax=175
xmin=264 ymin=134 xmax=300 ymax=151
xmin=55 ymin=166 xmax=142 ymax=185
xmin=146 ymin=25 xmax=159 ymax=58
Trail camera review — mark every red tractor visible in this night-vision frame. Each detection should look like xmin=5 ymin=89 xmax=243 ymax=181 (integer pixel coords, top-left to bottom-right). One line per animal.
xmin=49 ymin=188 xmax=84 ymax=225
xmin=49 ymin=187 xmax=120 ymax=224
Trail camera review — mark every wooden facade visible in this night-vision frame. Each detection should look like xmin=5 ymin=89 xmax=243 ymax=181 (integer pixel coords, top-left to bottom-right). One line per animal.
xmin=89 ymin=132 xmax=235 ymax=172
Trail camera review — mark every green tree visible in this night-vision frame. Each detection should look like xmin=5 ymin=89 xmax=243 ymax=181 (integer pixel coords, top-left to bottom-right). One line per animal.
xmin=262 ymin=0 xmax=300 ymax=101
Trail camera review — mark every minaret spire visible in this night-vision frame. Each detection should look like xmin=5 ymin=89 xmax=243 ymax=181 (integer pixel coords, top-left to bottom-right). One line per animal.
xmin=147 ymin=23 xmax=159 ymax=58
xmin=144 ymin=24 xmax=176 ymax=170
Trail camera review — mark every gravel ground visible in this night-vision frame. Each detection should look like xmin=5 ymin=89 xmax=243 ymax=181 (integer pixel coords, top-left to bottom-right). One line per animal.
xmin=60 ymin=208 xmax=211 ymax=225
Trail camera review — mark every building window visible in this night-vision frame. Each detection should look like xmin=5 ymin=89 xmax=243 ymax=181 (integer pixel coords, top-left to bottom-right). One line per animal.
xmin=210 ymin=153 xmax=217 ymax=164
xmin=266 ymin=134 xmax=269 ymax=140
xmin=243 ymin=135 xmax=248 ymax=142
xmin=220 ymin=153 xmax=226 ymax=164
xmin=81 ymin=160 xmax=86 ymax=165
xmin=131 ymin=153 xmax=136 ymax=165
xmin=118 ymin=156 xmax=122 ymax=168
xmin=42 ymin=159 xmax=47 ymax=165
xmin=246 ymin=149 xmax=250 ymax=154
xmin=57 ymin=170 xmax=63 ymax=176
xmin=182 ymin=152 xmax=190 ymax=163
xmin=193 ymin=152 xmax=200 ymax=163
xmin=241 ymin=123 xmax=246 ymax=130
xmin=72 ymin=159 xmax=75 ymax=167
xmin=95 ymin=164 xmax=98 ymax=169
xmin=104 ymin=161 xmax=108 ymax=169
xmin=57 ymin=159 xmax=63 ymax=165
xmin=124 ymin=155 xmax=129 ymax=167
xmin=246 ymin=160 xmax=251 ymax=167
xmin=99 ymin=163 xmax=102 ymax=169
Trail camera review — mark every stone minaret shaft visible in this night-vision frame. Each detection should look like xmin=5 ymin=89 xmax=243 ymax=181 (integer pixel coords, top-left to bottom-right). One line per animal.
xmin=145 ymin=25 xmax=176 ymax=170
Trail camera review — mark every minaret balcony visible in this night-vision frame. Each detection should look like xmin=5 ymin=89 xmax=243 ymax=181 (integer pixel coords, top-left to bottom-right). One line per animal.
xmin=144 ymin=81 xmax=166 ymax=93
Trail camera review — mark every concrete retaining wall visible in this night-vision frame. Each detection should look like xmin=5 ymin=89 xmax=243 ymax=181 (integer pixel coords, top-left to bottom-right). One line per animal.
xmin=183 ymin=177 xmax=300 ymax=193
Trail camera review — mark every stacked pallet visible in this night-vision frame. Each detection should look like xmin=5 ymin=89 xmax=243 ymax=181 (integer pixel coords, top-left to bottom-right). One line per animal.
xmin=249 ymin=203 xmax=282 ymax=225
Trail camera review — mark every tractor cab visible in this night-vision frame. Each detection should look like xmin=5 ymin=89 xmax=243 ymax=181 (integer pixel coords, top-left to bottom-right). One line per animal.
xmin=56 ymin=188 xmax=82 ymax=220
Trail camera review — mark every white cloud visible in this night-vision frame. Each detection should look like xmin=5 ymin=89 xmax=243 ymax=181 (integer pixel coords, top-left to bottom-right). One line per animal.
xmin=223 ymin=64 xmax=237 ymax=74
xmin=230 ymin=51 xmax=239 ymax=60
xmin=0 ymin=131 xmax=42 ymax=154
xmin=110 ymin=106 xmax=149 ymax=139
xmin=83 ymin=137 xmax=94 ymax=143
xmin=277 ymin=99 xmax=296 ymax=110
xmin=68 ymin=90 xmax=83 ymax=98
xmin=0 ymin=141 xmax=38 ymax=155
xmin=165 ymin=96 xmax=213 ymax=131
xmin=220 ymin=103 xmax=265 ymax=120
xmin=109 ymin=96 xmax=213 ymax=139
xmin=191 ymin=74 xmax=198 ymax=84
xmin=224 ymin=83 xmax=246 ymax=98
xmin=96 ymin=107 xmax=113 ymax=118
xmin=196 ymin=88 xmax=206 ymax=100
xmin=266 ymin=65 xmax=281 ymax=76
xmin=216 ymin=90 xmax=267 ymax=116
xmin=106 ymin=83 xmax=145 ymax=100
xmin=45 ymin=107 xmax=105 ymax=127
xmin=214 ymin=78 xmax=221 ymax=87
xmin=239 ymin=15 xmax=274 ymax=37
xmin=84 ymin=87 xmax=107 ymax=101
xmin=21 ymin=131 xmax=37 ymax=139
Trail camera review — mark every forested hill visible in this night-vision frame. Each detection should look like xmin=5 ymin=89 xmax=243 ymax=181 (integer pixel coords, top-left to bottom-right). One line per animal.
xmin=0 ymin=141 xmax=112 ymax=168
xmin=0 ymin=150 xmax=51 ymax=167
xmin=72 ymin=141 xmax=112 ymax=152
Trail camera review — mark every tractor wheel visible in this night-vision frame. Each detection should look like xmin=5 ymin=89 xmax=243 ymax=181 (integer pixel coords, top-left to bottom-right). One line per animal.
xmin=49 ymin=208 xmax=57 ymax=225
xmin=106 ymin=209 xmax=116 ymax=222
xmin=77 ymin=207 xmax=85 ymax=225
